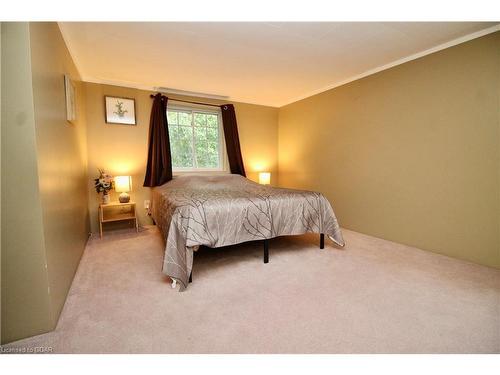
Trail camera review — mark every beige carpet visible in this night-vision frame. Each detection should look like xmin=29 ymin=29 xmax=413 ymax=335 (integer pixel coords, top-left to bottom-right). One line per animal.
xmin=4 ymin=226 xmax=499 ymax=353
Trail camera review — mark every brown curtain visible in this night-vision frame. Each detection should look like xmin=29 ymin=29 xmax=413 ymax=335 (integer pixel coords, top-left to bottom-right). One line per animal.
xmin=143 ymin=94 xmax=173 ymax=187
xmin=220 ymin=104 xmax=246 ymax=176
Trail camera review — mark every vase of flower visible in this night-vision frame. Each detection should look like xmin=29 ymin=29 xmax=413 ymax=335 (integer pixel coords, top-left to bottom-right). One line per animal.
xmin=94 ymin=168 xmax=114 ymax=204
xmin=102 ymin=191 xmax=110 ymax=204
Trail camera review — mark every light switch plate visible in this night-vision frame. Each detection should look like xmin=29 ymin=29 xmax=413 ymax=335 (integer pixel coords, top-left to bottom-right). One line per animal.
xmin=144 ymin=200 xmax=150 ymax=209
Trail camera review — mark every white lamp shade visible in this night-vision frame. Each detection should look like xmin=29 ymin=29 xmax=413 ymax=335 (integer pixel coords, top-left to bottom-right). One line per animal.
xmin=259 ymin=172 xmax=271 ymax=185
xmin=114 ymin=176 xmax=132 ymax=193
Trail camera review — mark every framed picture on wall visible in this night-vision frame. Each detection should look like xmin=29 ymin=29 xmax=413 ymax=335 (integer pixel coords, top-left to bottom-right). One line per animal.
xmin=105 ymin=96 xmax=136 ymax=125
xmin=64 ymin=75 xmax=76 ymax=123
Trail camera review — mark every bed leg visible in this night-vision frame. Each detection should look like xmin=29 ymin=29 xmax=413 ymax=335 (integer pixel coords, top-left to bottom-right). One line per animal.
xmin=263 ymin=239 xmax=269 ymax=263
xmin=189 ymin=271 xmax=192 ymax=283
xmin=320 ymin=233 xmax=325 ymax=249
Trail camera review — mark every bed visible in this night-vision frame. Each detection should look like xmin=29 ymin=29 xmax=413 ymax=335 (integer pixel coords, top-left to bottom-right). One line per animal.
xmin=151 ymin=174 xmax=344 ymax=290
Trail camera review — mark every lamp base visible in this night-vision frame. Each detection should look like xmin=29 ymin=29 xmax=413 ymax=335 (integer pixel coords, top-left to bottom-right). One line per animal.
xmin=119 ymin=192 xmax=130 ymax=203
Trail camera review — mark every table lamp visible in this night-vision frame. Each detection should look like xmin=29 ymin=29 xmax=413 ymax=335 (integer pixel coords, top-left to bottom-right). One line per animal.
xmin=259 ymin=172 xmax=271 ymax=185
xmin=114 ymin=176 xmax=132 ymax=203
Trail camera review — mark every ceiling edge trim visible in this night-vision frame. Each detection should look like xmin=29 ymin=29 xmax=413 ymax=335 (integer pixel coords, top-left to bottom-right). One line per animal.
xmin=277 ymin=23 xmax=500 ymax=107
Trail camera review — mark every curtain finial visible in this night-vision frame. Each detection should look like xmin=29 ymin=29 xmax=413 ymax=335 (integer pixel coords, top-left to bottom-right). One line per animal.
xmin=150 ymin=93 xmax=168 ymax=102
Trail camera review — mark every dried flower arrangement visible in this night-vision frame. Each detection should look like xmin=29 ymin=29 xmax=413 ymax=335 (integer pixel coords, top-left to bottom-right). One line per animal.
xmin=94 ymin=168 xmax=114 ymax=204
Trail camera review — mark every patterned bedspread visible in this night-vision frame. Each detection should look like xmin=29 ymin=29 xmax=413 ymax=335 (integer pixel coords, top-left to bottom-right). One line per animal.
xmin=151 ymin=174 xmax=344 ymax=290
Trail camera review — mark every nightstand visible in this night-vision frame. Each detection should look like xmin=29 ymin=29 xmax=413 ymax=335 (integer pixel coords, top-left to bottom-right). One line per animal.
xmin=99 ymin=201 xmax=138 ymax=238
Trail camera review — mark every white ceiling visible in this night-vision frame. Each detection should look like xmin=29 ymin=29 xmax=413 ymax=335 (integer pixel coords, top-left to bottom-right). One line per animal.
xmin=59 ymin=22 xmax=499 ymax=107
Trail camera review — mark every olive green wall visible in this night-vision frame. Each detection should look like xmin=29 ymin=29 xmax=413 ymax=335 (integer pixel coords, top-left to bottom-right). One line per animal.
xmin=1 ymin=22 xmax=89 ymax=344
xmin=84 ymin=83 xmax=279 ymax=235
xmin=1 ymin=22 xmax=53 ymax=344
xmin=29 ymin=23 xmax=90 ymax=326
xmin=278 ymin=32 xmax=500 ymax=268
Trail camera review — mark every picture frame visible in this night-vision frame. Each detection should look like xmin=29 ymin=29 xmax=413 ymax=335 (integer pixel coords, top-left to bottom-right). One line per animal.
xmin=64 ymin=75 xmax=76 ymax=123
xmin=105 ymin=96 xmax=137 ymax=125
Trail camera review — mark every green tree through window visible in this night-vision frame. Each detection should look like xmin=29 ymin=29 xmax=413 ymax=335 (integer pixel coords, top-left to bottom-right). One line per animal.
xmin=167 ymin=107 xmax=222 ymax=170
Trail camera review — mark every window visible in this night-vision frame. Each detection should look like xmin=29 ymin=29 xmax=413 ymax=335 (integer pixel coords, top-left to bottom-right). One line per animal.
xmin=167 ymin=105 xmax=226 ymax=171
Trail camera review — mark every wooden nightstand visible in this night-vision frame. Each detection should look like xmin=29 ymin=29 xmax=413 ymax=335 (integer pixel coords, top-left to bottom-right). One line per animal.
xmin=99 ymin=201 xmax=138 ymax=238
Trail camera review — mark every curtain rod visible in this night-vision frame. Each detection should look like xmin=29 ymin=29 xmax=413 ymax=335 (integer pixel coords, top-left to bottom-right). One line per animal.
xmin=150 ymin=94 xmax=222 ymax=108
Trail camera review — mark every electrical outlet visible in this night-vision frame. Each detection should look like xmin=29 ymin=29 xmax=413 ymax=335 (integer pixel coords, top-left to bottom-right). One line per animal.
xmin=144 ymin=200 xmax=150 ymax=209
